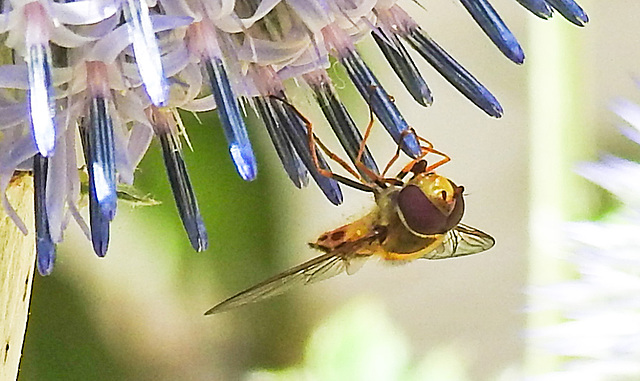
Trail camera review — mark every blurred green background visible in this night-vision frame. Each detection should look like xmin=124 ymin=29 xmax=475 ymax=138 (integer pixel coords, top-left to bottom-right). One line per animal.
xmin=17 ymin=1 xmax=640 ymax=380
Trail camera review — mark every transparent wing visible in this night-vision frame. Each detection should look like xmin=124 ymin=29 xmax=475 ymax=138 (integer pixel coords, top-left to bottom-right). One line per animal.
xmin=422 ymin=223 xmax=495 ymax=260
xmin=205 ymin=251 xmax=361 ymax=315
xmin=205 ymin=227 xmax=386 ymax=315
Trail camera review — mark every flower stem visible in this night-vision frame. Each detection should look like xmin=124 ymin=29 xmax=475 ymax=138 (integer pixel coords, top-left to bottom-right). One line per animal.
xmin=526 ymin=12 xmax=595 ymax=374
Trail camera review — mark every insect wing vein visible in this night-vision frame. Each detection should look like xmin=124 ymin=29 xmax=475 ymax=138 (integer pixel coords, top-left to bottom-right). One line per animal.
xmin=205 ymin=252 xmax=346 ymax=315
xmin=422 ymin=223 xmax=495 ymax=259
xmin=305 ymin=255 xmax=347 ymax=284
xmin=452 ymin=223 xmax=495 ymax=254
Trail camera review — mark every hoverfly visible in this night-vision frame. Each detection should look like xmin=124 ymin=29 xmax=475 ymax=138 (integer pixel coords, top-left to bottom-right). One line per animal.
xmin=205 ymin=102 xmax=495 ymax=315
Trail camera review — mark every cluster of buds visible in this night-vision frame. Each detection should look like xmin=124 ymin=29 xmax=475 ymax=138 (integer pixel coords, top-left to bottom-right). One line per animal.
xmin=0 ymin=0 xmax=587 ymax=275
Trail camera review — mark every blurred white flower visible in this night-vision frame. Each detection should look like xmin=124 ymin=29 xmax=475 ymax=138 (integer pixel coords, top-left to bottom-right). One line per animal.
xmin=529 ymin=96 xmax=640 ymax=380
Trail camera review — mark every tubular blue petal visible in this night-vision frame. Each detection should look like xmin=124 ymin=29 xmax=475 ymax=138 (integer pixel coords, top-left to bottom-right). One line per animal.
xmin=123 ymin=0 xmax=169 ymax=106
xmin=403 ymin=28 xmax=503 ymax=118
xmin=339 ymin=50 xmax=421 ymax=158
xmin=88 ymin=96 xmax=117 ymax=220
xmin=88 ymin=180 xmax=111 ymax=257
xmin=372 ymin=28 xmax=433 ymax=107
xmin=267 ymin=97 xmax=343 ymax=205
xmin=205 ymin=58 xmax=257 ymax=181
xmin=254 ymin=96 xmax=309 ymax=188
xmin=459 ymin=0 xmax=525 ymax=64
xmin=80 ymin=122 xmax=112 ymax=257
xmin=158 ymin=132 xmax=208 ymax=252
xmin=307 ymin=78 xmax=380 ymax=179
xmin=546 ymin=0 xmax=588 ymax=26
xmin=33 ymin=153 xmax=56 ymax=275
xmin=515 ymin=0 xmax=553 ymax=19
xmin=27 ymin=44 xmax=56 ymax=157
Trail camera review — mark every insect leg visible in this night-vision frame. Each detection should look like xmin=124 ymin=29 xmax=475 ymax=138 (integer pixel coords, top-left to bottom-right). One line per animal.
xmin=351 ymin=86 xmax=414 ymax=188
xmin=269 ymin=95 xmax=375 ymax=192
xmin=414 ymin=133 xmax=450 ymax=173
xmin=392 ymin=131 xmax=451 ymax=180
xmin=313 ymin=135 xmax=376 ymax=192
xmin=353 ymin=95 xmax=384 ymax=183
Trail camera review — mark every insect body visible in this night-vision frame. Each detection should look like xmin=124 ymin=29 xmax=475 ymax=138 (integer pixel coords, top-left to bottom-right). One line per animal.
xmin=205 ymin=160 xmax=494 ymax=315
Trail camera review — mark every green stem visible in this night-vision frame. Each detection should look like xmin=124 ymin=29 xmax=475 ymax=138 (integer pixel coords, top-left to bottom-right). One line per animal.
xmin=526 ymin=14 xmax=596 ymax=374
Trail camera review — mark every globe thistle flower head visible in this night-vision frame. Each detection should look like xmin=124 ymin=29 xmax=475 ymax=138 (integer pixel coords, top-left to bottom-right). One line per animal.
xmin=0 ymin=0 xmax=587 ymax=275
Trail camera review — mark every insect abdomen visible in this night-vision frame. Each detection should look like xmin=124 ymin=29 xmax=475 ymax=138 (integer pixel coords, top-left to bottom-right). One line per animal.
xmin=312 ymin=227 xmax=352 ymax=252
xmin=310 ymin=214 xmax=379 ymax=253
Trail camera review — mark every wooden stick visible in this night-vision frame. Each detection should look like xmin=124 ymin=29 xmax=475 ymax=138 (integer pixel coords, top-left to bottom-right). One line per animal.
xmin=0 ymin=174 xmax=36 ymax=381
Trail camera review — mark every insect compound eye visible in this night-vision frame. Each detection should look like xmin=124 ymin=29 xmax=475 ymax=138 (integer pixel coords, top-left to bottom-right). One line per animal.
xmin=397 ymin=184 xmax=466 ymax=236
xmin=397 ymin=184 xmax=449 ymax=235
xmin=445 ymin=186 xmax=465 ymax=231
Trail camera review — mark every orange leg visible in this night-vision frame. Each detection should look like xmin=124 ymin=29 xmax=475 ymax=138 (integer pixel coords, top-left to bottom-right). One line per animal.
xmin=353 ymin=102 xmax=384 ymax=183
xmin=380 ymin=127 xmax=425 ymax=177
xmin=269 ymin=95 xmax=374 ymax=192
xmin=354 ymin=120 xmax=449 ymax=186
xmin=355 ymin=87 xmax=415 ymax=187
xmin=393 ymin=132 xmax=451 ymax=181
xmin=313 ymin=134 xmax=362 ymax=181
xmin=415 ymin=133 xmax=450 ymax=173
xmin=355 ymin=84 xmax=450 ymax=183
xmin=268 ymin=93 xmax=451 ymax=192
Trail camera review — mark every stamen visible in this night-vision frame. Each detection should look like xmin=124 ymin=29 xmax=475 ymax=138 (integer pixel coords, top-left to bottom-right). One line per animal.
xmin=150 ymin=108 xmax=208 ymax=252
xmin=514 ymin=0 xmax=553 ymax=19
xmin=303 ymin=70 xmax=380 ymax=178
xmin=458 ymin=0 xmax=525 ymax=64
xmin=122 ymin=0 xmax=169 ymax=106
xmin=253 ymin=96 xmax=309 ymax=189
xmin=25 ymin=2 xmax=56 ymax=157
xmin=371 ymin=28 xmax=433 ymax=107
xmin=546 ymin=0 xmax=589 ymax=26
xmin=267 ymin=96 xmax=343 ymax=205
xmin=33 ymin=153 xmax=56 ymax=275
